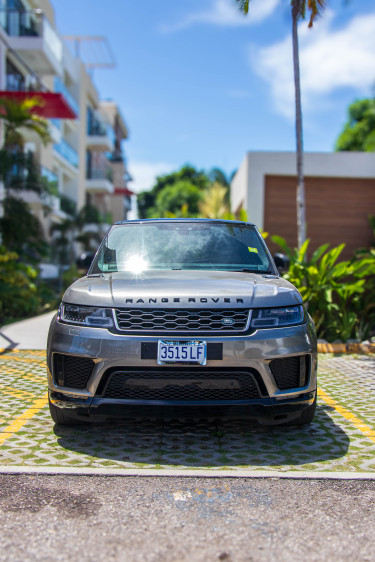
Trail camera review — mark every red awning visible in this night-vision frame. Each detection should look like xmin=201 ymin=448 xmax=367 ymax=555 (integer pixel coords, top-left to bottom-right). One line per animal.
xmin=114 ymin=187 xmax=135 ymax=196
xmin=0 ymin=91 xmax=77 ymax=119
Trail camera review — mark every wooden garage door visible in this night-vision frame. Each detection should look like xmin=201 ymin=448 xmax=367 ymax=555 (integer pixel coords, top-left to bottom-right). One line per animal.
xmin=264 ymin=175 xmax=375 ymax=260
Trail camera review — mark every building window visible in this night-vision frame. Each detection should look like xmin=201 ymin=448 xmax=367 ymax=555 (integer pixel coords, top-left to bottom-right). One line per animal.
xmin=6 ymin=59 xmax=25 ymax=91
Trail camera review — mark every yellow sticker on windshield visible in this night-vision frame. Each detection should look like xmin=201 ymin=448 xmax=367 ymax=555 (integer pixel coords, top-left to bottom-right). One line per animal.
xmin=248 ymin=247 xmax=258 ymax=253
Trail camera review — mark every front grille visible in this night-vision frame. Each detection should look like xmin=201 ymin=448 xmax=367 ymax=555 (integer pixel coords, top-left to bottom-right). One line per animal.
xmin=53 ymin=354 xmax=95 ymax=389
xmin=269 ymin=355 xmax=308 ymax=389
xmin=115 ymin=308 xmax=249 ymax=333
xmin=100 ymin=369 xmax=262 ymax=401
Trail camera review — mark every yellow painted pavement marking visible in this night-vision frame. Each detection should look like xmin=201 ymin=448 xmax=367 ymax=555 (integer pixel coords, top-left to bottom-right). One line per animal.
xmin=0 ymin=393 xmax=48 ymax=446
xmin=318 ymin=387 xmax=375 ymax=444
xmin=0 ymin=387 xmax=37 ymax=402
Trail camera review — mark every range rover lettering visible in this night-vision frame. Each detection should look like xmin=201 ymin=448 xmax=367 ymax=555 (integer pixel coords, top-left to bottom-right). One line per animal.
xmin=47 ymin=219 xmax=317 ymax=426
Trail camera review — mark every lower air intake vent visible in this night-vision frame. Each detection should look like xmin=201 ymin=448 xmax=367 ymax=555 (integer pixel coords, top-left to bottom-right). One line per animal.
xmin=53 ymin=354 xmax=94 ymax=389
xmin=101 ymin=369 xmax=262 ymax=401
xmin=269 ymin=355 xmax=309 ymax=389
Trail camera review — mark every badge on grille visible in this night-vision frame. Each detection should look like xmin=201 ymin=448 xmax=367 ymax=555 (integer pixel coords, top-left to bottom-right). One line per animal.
xmin=222 ymin=318 xmax=235 ymax=325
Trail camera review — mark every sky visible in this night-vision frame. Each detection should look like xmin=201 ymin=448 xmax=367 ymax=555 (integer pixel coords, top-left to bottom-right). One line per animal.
xmin=54 ymin=0 xmax=375 ymax=193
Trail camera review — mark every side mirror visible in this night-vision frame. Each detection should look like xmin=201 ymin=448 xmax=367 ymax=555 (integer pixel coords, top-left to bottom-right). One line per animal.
xmin=273 ymin=253 xmax=290 ymax=275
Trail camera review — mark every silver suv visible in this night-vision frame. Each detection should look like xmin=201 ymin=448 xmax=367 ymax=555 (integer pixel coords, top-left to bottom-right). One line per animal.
xmin=47 ymin=219 xmax=317 ymax=426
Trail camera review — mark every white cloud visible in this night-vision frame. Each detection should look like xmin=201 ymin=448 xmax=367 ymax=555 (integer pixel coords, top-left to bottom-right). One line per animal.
xmin=250 ymin=10 xmax=375 ymax=118
xmin=160 ymin=0 xmax=281 ymax=33
xmin=127 ymin=161 xmax=176 ymax=193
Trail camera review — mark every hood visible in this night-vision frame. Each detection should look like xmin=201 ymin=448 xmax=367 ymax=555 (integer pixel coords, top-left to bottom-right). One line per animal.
xmin=63 ymin=270 xmax=302 ymax=309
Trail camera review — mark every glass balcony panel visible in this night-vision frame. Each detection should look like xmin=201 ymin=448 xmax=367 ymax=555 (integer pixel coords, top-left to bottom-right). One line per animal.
xmin=54 ymin=77 xmax=79 ymax=116
xmin=54 ymin=140 xmax=78 ymax=168
xmin=49 ymin=118 xmax=62 ymax=130
xmin=0 ymin=9 xmax=62 ymax=62
xmin=43 ymin=16 xmax=62 ymax=63
xmin=86 ymin=166 xmax=113 ymax=181
xmin=0 ymin=9 xmax=41 ymax=37
xmin=41 ymin=166 xmax=58 ymax=187
xmin=87 ymin=107 xmax=114 ymax=141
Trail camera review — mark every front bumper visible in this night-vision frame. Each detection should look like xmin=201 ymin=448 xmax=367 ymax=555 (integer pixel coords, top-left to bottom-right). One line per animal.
xmin=47 ymin=315 xmax=317 ymax=424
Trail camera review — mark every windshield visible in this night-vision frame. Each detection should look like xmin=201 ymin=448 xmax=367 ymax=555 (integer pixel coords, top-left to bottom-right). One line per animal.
xmin=90 ymin=222 xmax=274 ymax=274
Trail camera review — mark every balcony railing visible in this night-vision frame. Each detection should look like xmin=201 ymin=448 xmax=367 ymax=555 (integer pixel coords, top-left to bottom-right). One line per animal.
xmin=54 ymin=76 xmax=79 ymax=117
xmin=49 ymin=118 xmax=62 ymax=130
xmin=60 ymin=193 xmax=77 ymax=217
xmin=87 ymin=108 xmax=115 ymax=143
xmin=86 ymin=166 xmax=113 ymax=181
xmin=41 ymin=166 xmax=58 ymax=187
xmin=6 ymin=72 xmax=25 ymax=91
xmin=53 ymin=139 xmax=78 ymax=168
xmin=0 ymin=9 xmax=62 ymax=63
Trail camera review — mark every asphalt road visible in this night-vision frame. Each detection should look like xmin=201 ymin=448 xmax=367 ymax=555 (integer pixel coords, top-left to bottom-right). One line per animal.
xmin=0 ymin=475 xmax=374 ymax=561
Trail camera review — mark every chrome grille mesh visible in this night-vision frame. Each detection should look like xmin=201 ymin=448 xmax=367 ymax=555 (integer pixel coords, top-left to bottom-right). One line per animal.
xmin=114 ymin=308 xmax=249 ymax=332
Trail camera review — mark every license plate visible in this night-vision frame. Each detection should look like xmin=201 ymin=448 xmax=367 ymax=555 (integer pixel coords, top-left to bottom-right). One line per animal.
xmin=157 ymin=340 xmax=207 ymax=365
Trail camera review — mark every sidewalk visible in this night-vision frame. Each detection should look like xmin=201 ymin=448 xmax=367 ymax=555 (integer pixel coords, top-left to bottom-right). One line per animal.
xmin=0 ymin=311 xmax=57 ymax=350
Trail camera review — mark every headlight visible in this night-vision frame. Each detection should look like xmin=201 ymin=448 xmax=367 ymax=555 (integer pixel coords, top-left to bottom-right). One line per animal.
xmin=59 ymin=304 xmax=114 ymax=328
xmin=251 ymin=305 xmax=304 ymax=328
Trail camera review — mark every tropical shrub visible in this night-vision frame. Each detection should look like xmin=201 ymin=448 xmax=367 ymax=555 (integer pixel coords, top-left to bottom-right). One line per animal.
xmin=271 ymin=236 xmax=375 ymax=342
xmin=0 ymin=247 xmax=40 ymax=324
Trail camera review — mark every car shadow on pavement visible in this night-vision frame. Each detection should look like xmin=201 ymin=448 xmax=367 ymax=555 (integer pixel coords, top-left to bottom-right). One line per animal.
xmin=54 ymin=403 xmax=350 ymax=469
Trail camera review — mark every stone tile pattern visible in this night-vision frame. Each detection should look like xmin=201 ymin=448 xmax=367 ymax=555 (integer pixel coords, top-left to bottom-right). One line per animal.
xmin=0 ymin=350 xmax=374 ymax=472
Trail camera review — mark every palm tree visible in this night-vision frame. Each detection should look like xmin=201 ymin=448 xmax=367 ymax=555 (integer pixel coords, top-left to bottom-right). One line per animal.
xmin=0 ymin=97 xmax=51 ymax=151
xmin=198 ymin=182 xmax=230 ymax=218
xmin=235 ymin=0 xmax=326 ymax=248
xmin=0 ymin=97 xmax=52 ymax=248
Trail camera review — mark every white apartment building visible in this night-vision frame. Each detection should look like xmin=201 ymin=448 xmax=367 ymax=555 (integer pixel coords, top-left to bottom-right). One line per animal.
xmin=0 ymin=0 xmax=131 ymax=247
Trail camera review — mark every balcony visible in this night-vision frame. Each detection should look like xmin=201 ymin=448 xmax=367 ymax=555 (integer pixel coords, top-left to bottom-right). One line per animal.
xmin=86 ymin=109 xmax=115 ymax=152
xmin=0 ymin=9 xmax=62 ymax=75
xmin=86 ymin=166 xmax=114 ymax=194
xmin=54 ymin=77 xmax=79 ymax=117
xmin=59 ymin=193 xmax=77 ymax=217
xmin=48 ymin=119 xmax=62 ymax=143
xmin=53 ymin=139 xmax=79 ymax=170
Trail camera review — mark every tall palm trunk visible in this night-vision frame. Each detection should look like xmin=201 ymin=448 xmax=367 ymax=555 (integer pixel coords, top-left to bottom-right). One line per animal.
xmin=292 ymin=3 xmax=306 ymax=248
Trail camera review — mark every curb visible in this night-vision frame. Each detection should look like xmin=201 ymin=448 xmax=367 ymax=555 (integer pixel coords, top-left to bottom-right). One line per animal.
xmin=0 ymin=466 xmax=374 ymax=479
xmin=317 ymin=342 xmax=375 ymax=354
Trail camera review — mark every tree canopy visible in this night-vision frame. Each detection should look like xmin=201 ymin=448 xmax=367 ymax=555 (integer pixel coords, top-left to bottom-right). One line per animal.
xmin=154 ymin=181 xmax=203 ymax=217
xmin=137 ymin=165 xmax=233 ymax=218
xmin=335 ymin=98 xmax=375 ymax=152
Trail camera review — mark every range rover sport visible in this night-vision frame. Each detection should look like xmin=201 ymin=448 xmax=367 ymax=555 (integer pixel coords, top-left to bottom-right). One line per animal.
xmin=47 ymin=219 xmax=317 ymax=426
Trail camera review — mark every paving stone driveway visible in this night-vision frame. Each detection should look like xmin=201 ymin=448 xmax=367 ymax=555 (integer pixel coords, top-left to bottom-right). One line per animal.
xmin=0 ymin=350 xmax=374 ymax=472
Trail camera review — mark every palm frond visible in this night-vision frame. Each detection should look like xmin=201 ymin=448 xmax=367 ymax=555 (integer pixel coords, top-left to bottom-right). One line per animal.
xmin=198 ymin=182 xmax=229 ymax=219
xmin=0 ymin=97 xmax=51 ymax=148
xmin=307 ymin=0 xmax=327 ymax=27
xmin=235 ymin=0 xmax=250 ymax=15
